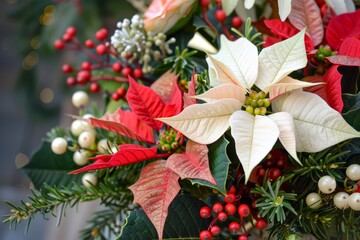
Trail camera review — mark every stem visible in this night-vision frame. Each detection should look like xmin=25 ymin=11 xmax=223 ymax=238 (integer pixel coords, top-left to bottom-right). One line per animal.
xmin=221 ymin=21 xmax=234 ymax=40
xmin=90 ymin=75 xmax=129 ymax=83
xmin=202 ymin=8 xmax=218 ymax=35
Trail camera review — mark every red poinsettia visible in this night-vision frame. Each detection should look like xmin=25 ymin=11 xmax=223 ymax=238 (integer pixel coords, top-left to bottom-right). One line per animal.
xmin=307 ymin=9 xmax=360 ymax=112
xmin=71 ymin=72 xmax=216 ymax=240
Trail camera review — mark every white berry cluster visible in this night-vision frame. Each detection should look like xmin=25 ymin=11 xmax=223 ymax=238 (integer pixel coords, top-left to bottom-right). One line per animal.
xmin=306 ymin=164 xmax=360 ymax=211
xmin=111 ymin=15 xmax=175 ymax=73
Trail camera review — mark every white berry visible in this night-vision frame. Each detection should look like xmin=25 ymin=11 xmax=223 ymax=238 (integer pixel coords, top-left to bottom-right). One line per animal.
xmin=318 ymin=175 xmax=336 ymax=194
xmin=306 ymin=192 xmax=322 ymax=209
xmin=81 ymin=173 xmax=98 ymax=188
xmin=73 ymin=150 xmax=89 ymax=166
xmin=70 ymin=119 xmax=93 ymax=136
xmin=333 ymin=192 xmax=349 ymax=209
xmin=51 ymin=137 xmax=67 ymax=155
xmin=346 ymin=164 xmax=360 ymax=181
xmin=72 ymin=91 xmax=89 ymax=108
xmin=78 ymin=130 xmax=96 ymax=148
xmin=348 ymin=192 xmax=360 ymax=211
xmin=97 ymin=139 xmax=110 ymax=154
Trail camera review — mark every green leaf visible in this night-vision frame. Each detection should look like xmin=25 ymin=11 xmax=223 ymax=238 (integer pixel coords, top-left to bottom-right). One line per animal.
xmin=21 ymin=141 xmax=83 ymax=190
xmin=116 ymin=194 xmax=211 ymax=240
xmin=190 ymin=136 xmax=230 ymax=195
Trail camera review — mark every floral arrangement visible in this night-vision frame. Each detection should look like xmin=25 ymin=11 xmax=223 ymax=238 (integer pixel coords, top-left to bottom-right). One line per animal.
xmin=4 ymin=0 xmax=360 ymax=239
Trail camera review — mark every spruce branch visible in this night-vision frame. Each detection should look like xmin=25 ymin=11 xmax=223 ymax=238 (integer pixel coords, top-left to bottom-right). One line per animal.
xmin=3 ymin=180 xmax=133 ymax=232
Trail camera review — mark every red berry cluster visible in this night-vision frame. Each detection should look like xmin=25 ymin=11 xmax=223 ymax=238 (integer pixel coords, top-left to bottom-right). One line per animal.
xmin=54 ymin=26 xmax=144 ymax=101
xmin=199 ymin=186 xmax=267 ymax=240
xmin=199 ymin=0 xmax=243 ymax=41
xmin=254 ymin=149 xmax=289 ymax=184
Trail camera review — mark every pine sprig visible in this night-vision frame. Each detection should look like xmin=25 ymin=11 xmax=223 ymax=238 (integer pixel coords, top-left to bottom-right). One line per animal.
xmin=3 ymin=180 xmax=133 ymax=233
xmin=231 ymin=17 xmax=264 ymax=47
xmin=252 ymin=177 xmax=298 ymax=224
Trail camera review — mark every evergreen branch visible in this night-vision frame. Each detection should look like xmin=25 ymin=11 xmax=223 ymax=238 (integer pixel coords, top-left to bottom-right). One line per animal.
xmin=231 ymin=18 xmax=264 ymax=47
xmin=3 ymin=180 xmax=133 ymax=232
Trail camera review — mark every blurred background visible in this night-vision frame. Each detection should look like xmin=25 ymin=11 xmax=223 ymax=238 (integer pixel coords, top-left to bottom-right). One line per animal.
xmin=0 ymin=0 xmax=141 ymax=239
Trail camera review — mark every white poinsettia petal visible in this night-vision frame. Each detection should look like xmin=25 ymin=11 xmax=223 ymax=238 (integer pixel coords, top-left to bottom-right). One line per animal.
xmin=229 ymin=111 xmax=279 ymax=183
xmin=195 ymin=84 xmax=246 ymax=103
xmin=280 ymin=91 xmax=360 ymax=152
xmin=278 ymin=0 xmax=292 ymax=21
xmin=268 ymin=112 xmax=300 ymax=164
xmin=207 ymin=55 xmax=244 ymax=87
xmin=210 ymin=35 xmax=258 ymax=89
xmin=325 ymin=0 xmax=355 ymax=15
xmin=158 ymin=99 xmax=243 ymax=145
xmin=266 ymin=76 xmax=324 ymax=100
xmin=188 ymin=32 xmax=217 ymax=54
xmin=244 ymin=0 xmax=256 ymax=9
xmin=222 ymin=0 xmax=240 ymax=15
xmin=256 ymin=29 xmax=307 ymax=91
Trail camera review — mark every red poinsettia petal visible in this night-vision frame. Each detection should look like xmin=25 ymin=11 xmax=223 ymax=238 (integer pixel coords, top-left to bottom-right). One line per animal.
xmin=326 ymin=9 xmax=360 ymax=50
xmin=327 ymin=55 xmax=360 ymax=66
xmin=288 ymin=0 xmax=324 ymax=46
xmin=304 ymin=75 xmax=328 ymax=101
xmin=90 ymin=108 xmax=155 ymax=144
xmin=129 ymin=160 xmax=180 ymax=240
xmin=127 ymin=76 xmax=166 ymax=130
xmin=339 ymin=37 xmax=360 ymax=58
xmin=165 ymin=140 xmax=216 ymax=184
xmin=70 ymin=144 xmax=158 ymax=174
xmin=306 ymin=66 xmax=343 ymax=112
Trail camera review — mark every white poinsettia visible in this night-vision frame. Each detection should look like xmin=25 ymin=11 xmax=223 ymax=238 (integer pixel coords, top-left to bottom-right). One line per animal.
xmin=159 ymin=30 xmax=360 ymax=183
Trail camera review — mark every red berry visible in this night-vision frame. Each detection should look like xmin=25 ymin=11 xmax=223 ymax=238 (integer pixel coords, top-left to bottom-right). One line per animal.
xmin=66 ymin=76 xmax=77 ymax=86
xmin=228 ymin=185 xmax=237 ymax=194
xmin=224 ymin=192 xmax=236 ymax=203
xmin=238 ymin=234 xmax=248 ymax=240
xmin=212 ymin=202 xmax=223 ymax=214
xmin=62 ymin=33 xmax=73 ymax=42
xmin=257 ymin=167 xmax=266 ymax=177
xmin=66 ymin=26 xmax=77 ymax=36
xmin=267 ymin=168 xmax=281 ymax=181
xmin=217 ymin=212 xmax=227 ymax=222
xmin=95 ymin=28 xmax=108 ymax=41
xmin=81 ymin=61 xmax=92 ymax=71
xmin=112 ymin=62 xmax=123 ymax=72
xmin=125 ymin=53 xmax=132 ymax=59
xmin=275 ymin=158 xmax=286 ymax=169
xmin=54 ymin=39 xmax=65 ymax=50
xmin=121 ymin=67 xmax=133 ymax=77
xmin=231 ymin=17 xmax=243 ymax=28
xmin=77 ymin=70 xmax=91 ymax=85
xmin=199 ymin=206 xmax=212 ymax=218
xmin=210 ymin=226 xmax=220 ymax=236
xmin=264 ymin=159 xmax=274 ymax=168
xmin=199 ymin=230 xmax=212 ymax=240
xmin=90 ymin=82 xmax=100 ymax=93
xmin=96 ymin=44 xmax=107 ymax=55
xmin=200 ymin=0 xmax=210 ymax=8
xmin=116 ymin=87 xmax=126 ymax=97
xmin=62 ymin=64 xmax=73 ymax=73
xmin=133 ymin=68 xmax=143 ymax=79
xmin=215 ymin=9 xmax=227 ymax=22
xmin=228 ymin=221 xmax=240 ymax=234
xmin=85 ymin=39 xmax=95 ymax=48
xmin=237 ymin=204 xmax=250 ymax=218
xmin=111 ymin=92 xmax=120 ymax=101
xmin=224 ymin=203 xmax=237 ymax=215
xmin=255 ymin=218 xmax=267 ymax=230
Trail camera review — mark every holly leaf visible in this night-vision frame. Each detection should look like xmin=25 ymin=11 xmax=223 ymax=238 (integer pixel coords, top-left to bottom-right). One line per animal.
xmin=116 ymin=194 xmax=212 ymax=240
xmin=90 ymin=108 xmax=155 ymax=144
xmin=70 ymin=145 xmax=158 ymax=174
xmin=190 ymin=136 xmax=231 ymax=195
xmin=129 ymin=160 xmax=181 ymax=240
xmin=229 ymin=111 xmax=280 ymax=183
xmin=21 ymin=141 xmax=82 ymax=190
xmin=127 ymin=76 xmax=168 ymax=130
xmin=288 ymin=0 xmax=323 ymax=46
xmin=158 ymin=98 xmax=243 ymax=144
xmin=273 ymin=91 xmax=360 ymax=152
xmin=166 ymin=140 xmax=216 ymax=184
